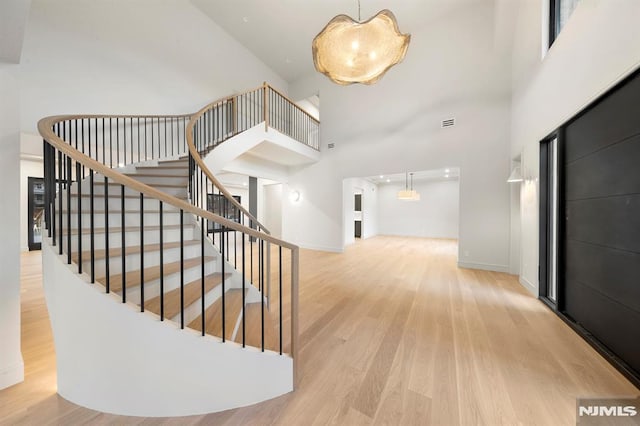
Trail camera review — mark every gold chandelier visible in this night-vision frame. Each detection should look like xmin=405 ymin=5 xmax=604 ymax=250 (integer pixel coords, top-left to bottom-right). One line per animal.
xmin=312 ymin=2 xmax=410 ymax=85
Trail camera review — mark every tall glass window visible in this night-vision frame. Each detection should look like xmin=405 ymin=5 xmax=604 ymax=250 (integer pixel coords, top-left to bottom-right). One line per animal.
xmin=550 ymin=0 xmax=581 ymax=46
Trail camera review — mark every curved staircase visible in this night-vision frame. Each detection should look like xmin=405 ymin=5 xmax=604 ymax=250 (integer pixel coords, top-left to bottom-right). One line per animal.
xmin=37 ymin=83 xmax=318 ymax=416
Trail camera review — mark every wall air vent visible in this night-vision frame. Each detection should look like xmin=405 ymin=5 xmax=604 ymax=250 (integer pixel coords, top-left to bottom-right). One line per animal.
xmin=328 ymin=142 xmax=335 ymax=149
xmin=441 ymin=118 xmax=455 ymax=128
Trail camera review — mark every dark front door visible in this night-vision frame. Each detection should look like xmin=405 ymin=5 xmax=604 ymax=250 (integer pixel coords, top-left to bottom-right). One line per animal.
xmin=546 ymin=69 xmax=640 ymax=381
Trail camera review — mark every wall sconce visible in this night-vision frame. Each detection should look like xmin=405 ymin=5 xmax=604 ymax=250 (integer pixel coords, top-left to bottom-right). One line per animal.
xmin=289 ymin=190 xmax=301 ymax=203
xmin=507 ymin=165 xmax=524 ymax=183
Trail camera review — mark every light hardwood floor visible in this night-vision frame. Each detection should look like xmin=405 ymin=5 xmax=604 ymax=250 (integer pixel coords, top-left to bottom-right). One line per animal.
xmin=1 ymin=237 xmax=637 ymax=425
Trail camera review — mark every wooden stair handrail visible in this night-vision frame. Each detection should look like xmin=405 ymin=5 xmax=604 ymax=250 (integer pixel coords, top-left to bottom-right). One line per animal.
xmin=37 ymin=114 xmax=298 ymax=250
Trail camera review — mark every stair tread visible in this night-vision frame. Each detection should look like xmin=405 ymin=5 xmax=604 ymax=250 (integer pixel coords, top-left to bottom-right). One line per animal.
xmin=146 ymin=272 xmax=231 ymax=319
xmin=96 ymin=256 xmax=215 ymax=292
xmin=68 ymin=223 xmax=195 ymax=235
xmin=125 ymin=173 xmax=188 ymax=178
xmin=234 ymin=301 xmax=279 ymax=352
xmin=188 ymin=289 xmax=245 ymax=339
xmin=71 ymin=240 xmax=200 ymax=262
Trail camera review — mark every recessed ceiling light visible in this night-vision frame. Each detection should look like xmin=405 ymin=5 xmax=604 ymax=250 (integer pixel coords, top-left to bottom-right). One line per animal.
xmin=445 ymin=175 xmax=449 ymax=178
xmin=445 ymin=168 xmax=450 ymax=173
xmin=386 ymin=179 xmax=390 ymax=183
xmin=243 ymin=182 xmax=247 ymax=186
xmin=242 ymin=16 xmax=249 ymax=23
xmin=379 ymin=175 xmax=384 ymax=178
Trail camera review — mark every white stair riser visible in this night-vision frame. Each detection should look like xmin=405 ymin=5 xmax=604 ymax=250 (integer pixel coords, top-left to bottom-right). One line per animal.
xmin=135 ymin=167 xmax=189 ymax=176
xmin=104 ymin=261 xmax=218 ymax=305
xmin=81 ymin=244 xmax=206 ymax=277
xmin=125 ymin=175 xmax=189 ymax=186
xmin=67 ymin=196 xmax=182 ymax=211
xmin=60 ymin=211 xmax=184 ymax=229
xmin=69 ymin=184 xmax=187 ymax=198
xmin=57 ymin=226 xmax=200 ymax=252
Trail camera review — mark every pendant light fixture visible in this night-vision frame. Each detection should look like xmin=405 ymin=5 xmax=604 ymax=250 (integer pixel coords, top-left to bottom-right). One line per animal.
xmin=312 ymin=0 xmax=411 ymax=85
xmin=397 ymin=172 xmax=420 ymax=201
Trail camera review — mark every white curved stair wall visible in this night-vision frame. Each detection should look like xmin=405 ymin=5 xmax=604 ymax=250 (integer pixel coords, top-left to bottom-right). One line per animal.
xmin=42 ymin=238 xmax=293 ymax=417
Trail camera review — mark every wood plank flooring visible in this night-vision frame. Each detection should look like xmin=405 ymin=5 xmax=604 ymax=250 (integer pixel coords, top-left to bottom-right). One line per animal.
xmin=1 ymin=237 xmax=638 ymax=425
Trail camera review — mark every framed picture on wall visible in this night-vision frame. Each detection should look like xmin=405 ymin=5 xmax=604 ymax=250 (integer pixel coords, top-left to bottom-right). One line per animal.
xmin=206 ymin=194 xmax=242 ymax=233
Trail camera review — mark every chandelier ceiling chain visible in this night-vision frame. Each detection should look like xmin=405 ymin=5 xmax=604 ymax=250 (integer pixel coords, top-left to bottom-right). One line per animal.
xmin=312 ymin=1 xmax=410 ymax=85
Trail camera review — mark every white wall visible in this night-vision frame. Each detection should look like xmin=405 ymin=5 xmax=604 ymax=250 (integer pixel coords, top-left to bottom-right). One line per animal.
xmin=19 ymin=0 xmax=288 ymax=134
xmin=261 ymin=183 xmax=283 ymax=239
xmin=342 ymin=177 xmax=378 ymax=246
xmin=510 ymin=0 xmax=640 ymax=293
xmin=283 ymin=4 xmax=513 ymax=271
xmin=0 ymin=64 xmax=24 ymax=390
xmin=378 ymin=179 xmax=459 ymax=239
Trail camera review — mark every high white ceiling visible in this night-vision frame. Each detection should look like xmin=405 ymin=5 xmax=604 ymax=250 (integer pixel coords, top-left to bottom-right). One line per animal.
xmin=191 ymin=0 xmax=487 ymax=83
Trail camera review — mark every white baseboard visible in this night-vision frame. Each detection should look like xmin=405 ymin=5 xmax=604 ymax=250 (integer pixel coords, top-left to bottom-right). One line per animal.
xmin=519 ymin=276 xmax=538 ymax=296
xmin=298 ymin=243 xmax=344 ymax=253
xmin=0 ymin=359 xmax=24 ymax=391
xmin=457 ymin=261 xmax=510 ymax=273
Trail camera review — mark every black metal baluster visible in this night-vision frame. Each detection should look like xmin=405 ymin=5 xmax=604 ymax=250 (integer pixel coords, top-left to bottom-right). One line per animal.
xmin=242 ymin=231 xmax=246 ymax=348
xmin=137 ymin=117 xmax=141 ymax=162
xmin=151 ymin=117 xmax=155 ymax=160
xmin=130 ymin=117 xmax=134 ymax=164
xmin=159 ymin=200 xmax=164 ymax=321
xmin=121 ymin=185 xmax=126 ymax=303
xmin=81 ymin=119 xmax=86 ymax=175
xmin=58 ymin=150 xmax=62 ymax=253
xmin=201 ymin=216 xmax=205 ymax=337
xmin=102 ymin=118 xmax=106 ymax=165
xmin=221 ymin=219 xmax=226 ymax=342
xmin=105 ymin=176 xmax=110 ymax=293
xmin=261 ymin=239 xmax=264 ymax=352
xmin=171 ymin=117 xmax=175 ymax=156
xmin=87 ymin=118 xmax=93 ymax=158
xmin=66 ymin=156 xmax=72 ymax=265
xmin=43 ymin=141 xmax=50 ymax=238
xmin=90 ymin=171 xmax=95 ymax=283
xmin=139 ymin=193 xmax=144 ymax=311
xmin=109 ymin=118 xmax=113 ymax=168
xmin=180 ymin=209 xmax=184 ymax=329
xmin=156 ymin=117 xmax=160 ymax=159
xmin=144 ymin=118 xmax=148 ymax=160
xmin=279 ymin=246 xmax=283 ymax=355
xmin=116 ymin=117 xmax=120 ymax=166
xmin=258 ymin=233 xmax=261 ymax=291
xmin=76 ymin=162 xmax=82 ymax=274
